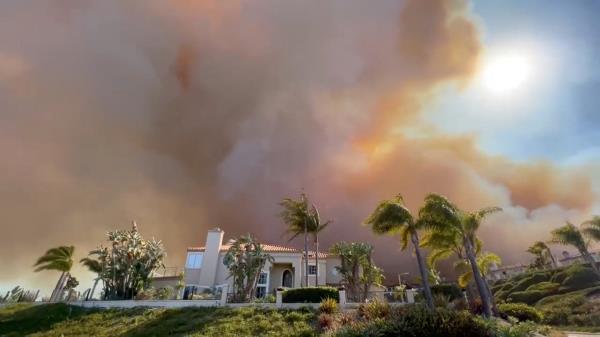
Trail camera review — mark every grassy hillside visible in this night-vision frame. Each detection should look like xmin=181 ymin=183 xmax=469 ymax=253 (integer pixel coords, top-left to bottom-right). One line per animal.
xmin=0 ymin=304 xmax=317 ymax=337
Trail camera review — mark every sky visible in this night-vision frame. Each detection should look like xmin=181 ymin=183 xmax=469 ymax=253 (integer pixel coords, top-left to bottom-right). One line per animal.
xmin=1 ymin=0 xmax=599 ymax=296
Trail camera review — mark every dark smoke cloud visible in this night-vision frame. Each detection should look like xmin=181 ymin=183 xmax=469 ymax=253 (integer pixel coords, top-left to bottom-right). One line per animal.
xmin=0 ymin=0 xmax=596 ymax=293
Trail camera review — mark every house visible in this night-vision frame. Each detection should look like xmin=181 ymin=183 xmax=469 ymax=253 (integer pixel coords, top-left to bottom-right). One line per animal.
xmin=558 ymin=250 xmax=600 ymax=267
xmin=183 ymin=228 xmax=343 ymax=298
xmin=486 ymin=263 xmax=529 ymax=281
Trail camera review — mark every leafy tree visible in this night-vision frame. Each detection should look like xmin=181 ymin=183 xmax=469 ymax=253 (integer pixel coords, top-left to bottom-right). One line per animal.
xmin=84 ymin=222 xmax=166 ymax=300
xmin=279 ymin=193 xmax=331 ymax=286
xmin=551 ymin=222 xmax=600 ymax=279
xmin=364 ymin=195 xmax=434 ymax=309
xmin=330 ymin=241 xmax=384 ymax=302
xmin=418 ymin=193 xmax=501 ymax=317
xmin=527 ymin=241 xmax=556 ymax=269
xmin=223 ymin=234 xmax=274 ymax=302
xmin=80 ymin=257 xmax=102 ymax=300
xmin=34 ymin=246 xmax=74 ymax=302
xmin=582 ymin=216 xmax=600 ymax=243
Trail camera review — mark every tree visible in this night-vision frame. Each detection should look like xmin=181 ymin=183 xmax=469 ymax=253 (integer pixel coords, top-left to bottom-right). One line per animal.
xmin=527 ymin=241 xmax=556 ymax=269
xmin=418 ymin=193 xmax=501 ymax=317
xmin=582 ymin=216 xmax=600 ymax=243
xmin=551 ymin=222 xmax=600 ymax=279
xmin=455 ymin=251 xmax=501 ymax=288
xmin=86 ymin=222 xmax=166 ymax=300
xmin=364 ymin=195 xmax=434 ymax=309
xmin=280 ymin=193 xmax=331 ymax=286
xmin=80 ymin=257 xmax=103 ymax=300
xmin=34 ymin=246 xmax=74 ymax=302
xmin=223 ymin=234 xmax=274 ymax=302
xmin=330 ymin=241 xmax=383 ymax=302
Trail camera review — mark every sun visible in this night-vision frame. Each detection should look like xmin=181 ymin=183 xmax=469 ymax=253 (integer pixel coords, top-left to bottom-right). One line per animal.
xmin=481 ymin=52 xmax=532 ymax=95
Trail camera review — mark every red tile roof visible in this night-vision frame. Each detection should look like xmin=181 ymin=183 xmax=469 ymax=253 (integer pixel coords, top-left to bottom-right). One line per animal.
xmin=188 ymin=243 xmax=329 ymax=258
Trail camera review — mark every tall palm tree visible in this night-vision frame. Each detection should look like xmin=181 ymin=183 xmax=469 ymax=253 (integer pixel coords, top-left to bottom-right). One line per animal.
xmin=365 ymin=195 xmax=434 ymax=309
xmin=582 ymin=216 xmax=600 ymax=243
xmin=80 ymin=257 xmax=103 ymax=300
xmin=551 ymin=222 xmax=600 ymax=279
xmin=419 ymin=194 xmax=501 ymax=317
xmin=34 ymin=246 xmax=75 ymax=302
xmin=280 ymin=193 xmax=331 ymax=286
xmin=527 ymin=241 xmax=557 ymax=269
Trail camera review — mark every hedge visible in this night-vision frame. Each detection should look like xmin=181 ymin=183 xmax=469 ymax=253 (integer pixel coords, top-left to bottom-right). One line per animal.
xmin=525 ymin=281 xmax=560 ymax=293
xmin=431 ymin=284 xmax=463 ymax=301
xmin=282 ymin=287 xmax=339 ymax=303
xmin=498 ymin=303 xmax=543 ymax=323
xmin=560 ymin=267 xmax=598 ymax=291
xmin=510 ymin=272 xmax=550 ymax=293
xmin=508 ymin=290 xmax=547 ymax=305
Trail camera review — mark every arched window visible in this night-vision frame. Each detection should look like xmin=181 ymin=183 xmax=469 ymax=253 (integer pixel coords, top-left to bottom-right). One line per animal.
xmin=282 ymin=270 xmax=293 ymax=288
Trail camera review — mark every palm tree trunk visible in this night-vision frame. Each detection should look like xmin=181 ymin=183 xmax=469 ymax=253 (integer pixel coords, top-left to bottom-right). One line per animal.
xmin=49 ymin=272 xmax=67 ymax=302
xmin=315 ymin=235 xmax=319 ymax=287
xmin=88 ymin=278 xmax=99 ymax=301
xmin=464 ymin=238 xmax=492 ymax=317
xmin=548 ymin=249 xmax=558 ymax=269
xmin=581 ymin=250 xmax=600 ymax=279
xmin=411 ymin=231 xmax=434 ymax=310
xmin=304 ymin=220 xmax=308 ymax=288
xmin=481 ymin=270 xmax=499 ymax=315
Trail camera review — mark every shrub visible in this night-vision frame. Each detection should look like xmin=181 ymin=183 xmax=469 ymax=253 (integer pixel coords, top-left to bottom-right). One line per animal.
xmin=333 ymin=306 xmax=493 ymax=337
xmin=135 ymin=288 xmax=156 ymax=300
xmin=319 ymin=298 xmax=339 ymax=314
xmin=431 ymin=283 xmax=463 ymax=301
xmin=155 ymin=287 xmax=174 ymax=300
xmin=282 ymin=287 xmax=338 ymax=303
xmin=541 ymin=306 xmax=570 ymax=325
xmin=508 ymin=290 xmax=547 ymax=305
xmin=254 ymin=294 xmax=276 ymax=303
xmin=560 ymin=267 xmax=598 ymax=291
xmin=525 ymin=281 xmax=559 ymax=293
xmin=498 ymin=303 xmax=543 ymax=323
xmin=510 ymin=272 xmax=550 ymax=293
xmin=317 ymin=313 xmax=335 ymax=331
xmin=357 ymin=299 xmax=390 ymax=320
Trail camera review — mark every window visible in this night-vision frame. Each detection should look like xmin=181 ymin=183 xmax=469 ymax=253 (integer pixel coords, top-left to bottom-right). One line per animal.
xmin=186 ymin=252 xmax=204 ymax=269
xmin=308 ymin=265 xmax=317 ymax=276
xmin=256 ymin=271 xmax=269 ymax=298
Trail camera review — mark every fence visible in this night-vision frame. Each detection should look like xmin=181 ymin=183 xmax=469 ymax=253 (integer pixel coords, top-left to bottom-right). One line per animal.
xmin=37 ymin=286 xmax=418 ymax=310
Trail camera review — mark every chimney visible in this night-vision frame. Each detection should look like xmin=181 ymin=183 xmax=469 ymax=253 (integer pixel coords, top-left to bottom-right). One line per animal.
xmin=198 ymin=228 xmax=224 ymax=287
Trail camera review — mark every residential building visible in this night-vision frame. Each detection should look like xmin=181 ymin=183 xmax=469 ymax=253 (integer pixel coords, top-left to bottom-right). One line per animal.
xmin=183 ymin=228 xmax=342 ymax=298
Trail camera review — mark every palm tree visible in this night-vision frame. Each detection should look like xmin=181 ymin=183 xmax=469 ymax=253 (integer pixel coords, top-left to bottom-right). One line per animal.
xmin=330 ymin=241 xmax=379 ymax=301
xmin=582 ymin=216 xmax=600 ymax=243
xmin=364 ymin=195 xmax=434 ymax=309
xmin=80 ymin=257 xmax=103 ymax=300
xmin=419 ymin=193 xmax=501 ymax=317
xmin=527 ymin=241 xmax=556 ymax=269
xmin=455 ymin=251 xmax=501 ymax=288
xmin=34 ymin=246 xmax=75 ymax=302
xmin=279 ymin=193 xmax=331 ymax=287
xmin=551 ymin=222 xmax=600 ymax=279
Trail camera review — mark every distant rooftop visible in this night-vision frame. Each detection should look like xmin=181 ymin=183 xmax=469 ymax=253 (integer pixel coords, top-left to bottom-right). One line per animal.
xmin=188 ymin=243 xmax=330 ymax=258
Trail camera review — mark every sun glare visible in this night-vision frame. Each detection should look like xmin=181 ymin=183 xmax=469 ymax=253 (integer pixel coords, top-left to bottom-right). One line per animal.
xmin=481 ymin=52 xmax=532 ymax=95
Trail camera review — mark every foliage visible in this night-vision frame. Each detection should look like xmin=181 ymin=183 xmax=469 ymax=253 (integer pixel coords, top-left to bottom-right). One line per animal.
xmin=357 ymin=298 xmax=390 ymax=320
xmin=525 ymin=281 xmax=559 ymax=293
xmin=319 ymin=298 xmax=339 ymax=314
xmin=364 ymin=194 xmax=434 ymax=309
xmin=34 ymin=246 xmax=75 ymax=273
xmin=508 ymin=290 xmax=548 ymax=305
xmin=280 ymin=193 xmax=331 ymax=286
xmin=527 ymin=241 xmax=556 ymax=269
xmin=560 ymin=266 xmax=598 ymax=291
xmin=0 ymin=287 xmax=39 ymax=303
xmin=498 ymin=303 xmax=543 ymax=323
xmin=0 ymin=304 xmax=317 ymax=337
xmin=253 ymin=294 xmax=276 ymax=303
xmin=475 ymin=318 xmax=548 ymax=337
xmin=223 ymin=234 xmax=274 ymax=302
xmin=318 ymin=313 xmax=336 ymax=331
xmin=332 ymin=306 xmax=493 ymax=337
xmin=282 ymin=287 xmax=339 ymax=303
xmin=418 ymin=193 xmax=501 ymax=317
xmin=510 ymin=272 xmax=550 ymax=292
xmin=551 ymin=222 xmax=600 ymax=278
xmin=431 ymin=283 xmax=463 ymax=302
xmin=329 ymin=241 xmax=383 ymax=302
xmin=84 ymin=222 xmax=166 ymax=300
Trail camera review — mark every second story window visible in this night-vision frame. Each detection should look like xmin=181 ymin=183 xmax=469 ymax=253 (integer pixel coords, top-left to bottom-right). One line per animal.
xmin=185 ymin=252 xmax=204 ymax=269
xmin=308 ymin=265 xmax=317 ymax=276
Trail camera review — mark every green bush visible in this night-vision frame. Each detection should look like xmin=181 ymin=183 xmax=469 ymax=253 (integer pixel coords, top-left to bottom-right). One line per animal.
xmin=431 ymin=283 xmax=463 ymax=301
xmin=357 ymin=299 xmax=390 ymax=320
xmin=541 ymin=306 xmax=571 ymax=325
xmin=508 ymin=290 xmax=547 ymax=305
xmin=526 ymin=281 xmax=559 ymax=293
xmin=282 ymin=287 xmax=339 ymax=303
xmin=560 ymin=267 xmax=598 ymax=291
xmin=510 ymin=272 xmax=550 ymax=293
xmin=498 ymin=303 xmax=543 ymax=323
xmin=333 ymin=306 xmax=493 ymax=337
xmin=319 ymin=298 xmax=339 ymax=314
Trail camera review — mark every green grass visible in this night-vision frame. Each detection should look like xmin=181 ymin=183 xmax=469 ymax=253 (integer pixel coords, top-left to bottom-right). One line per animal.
xmin=0 ymin=303 xmax=318 ymax=337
